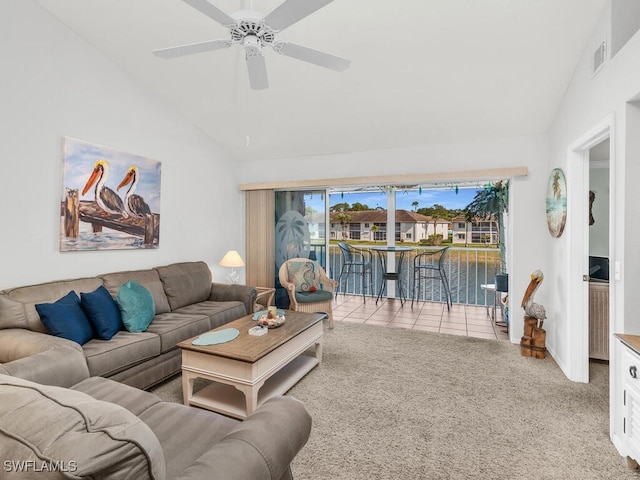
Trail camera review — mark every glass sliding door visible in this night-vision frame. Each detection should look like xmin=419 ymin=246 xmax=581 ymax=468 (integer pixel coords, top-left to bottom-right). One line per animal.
xmin=274 ymin=190 xmax=327 ymax=308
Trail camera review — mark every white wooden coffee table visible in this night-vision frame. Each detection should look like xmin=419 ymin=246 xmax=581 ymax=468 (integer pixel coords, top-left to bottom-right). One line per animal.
xmin=177 ymin=310 xmax=325 ymax=419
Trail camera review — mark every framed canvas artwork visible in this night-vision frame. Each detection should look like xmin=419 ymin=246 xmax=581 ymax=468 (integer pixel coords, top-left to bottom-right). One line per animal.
xmin=60 ymin=137 xmax=161 ymax=251
xmin=546 ymin=168 xmax=567 ymax=238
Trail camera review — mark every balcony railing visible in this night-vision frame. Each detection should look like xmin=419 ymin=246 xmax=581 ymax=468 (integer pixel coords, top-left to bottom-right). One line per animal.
xmin=324 ymin=244 xmax=502 ymax=307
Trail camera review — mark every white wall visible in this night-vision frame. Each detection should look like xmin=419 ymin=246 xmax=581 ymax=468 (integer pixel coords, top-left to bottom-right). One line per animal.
xmin=547 ymin=0 xmax=640 ymax=456
xmin=240 ymin=134 xmax=551 ymax=344
xmin=0 ymin=0 xmax=244 ymax=290
xmin=550 ymin=0 xmax=640 ymax=340
xmin=611 ymin=0 xmax=640 ymax=56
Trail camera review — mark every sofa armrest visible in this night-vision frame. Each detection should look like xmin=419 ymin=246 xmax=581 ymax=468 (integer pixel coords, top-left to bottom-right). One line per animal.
xmin=0 ymin=346 xmax=90 ymax=387
xmin=0 ymin=329 xmax=89 ymax=387
xmin=175 ymin=396 xmax=311 ymax=480
xmin=0 ymin=328 xmax=81 ymax=363
xmin=209 ymin=283 xmax=257 ymax=316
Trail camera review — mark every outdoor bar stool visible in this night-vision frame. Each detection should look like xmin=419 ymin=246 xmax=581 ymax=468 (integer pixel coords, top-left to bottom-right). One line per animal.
xmin=336 ymin=242 xmax=374 ymax=301
xmin=480 ymin=283 xmax=498 ymax=321
xmin=412 ymin=246 xmax=452 ymax=309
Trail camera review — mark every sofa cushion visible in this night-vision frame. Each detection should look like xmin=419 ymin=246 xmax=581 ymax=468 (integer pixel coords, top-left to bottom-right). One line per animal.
xmin=295 ymin=289 xmax=334 ymax=303
xmin=101 ymin=269 xmax=171 ymax=314
xmin=145 ymin=312 xmax=211 ymax=353
xmin=1 ymin=277 xmax=103 ymax=333
xmin=81 ymin=286 xmax=123 ymax=340
xmin=83 ymin=331 xmax=161 ymax=377
xmin=155 ymin=261 xmax=212 ymax=311
xmin=139 ymin=400 xmax=238 ymax=479
xmin=0 ymin=293 xmax=29 ymax=330
xmin=0 ymin=374 xmax=166 ymax=480
xmin=174 ymin=301 xmax=247 ymax=329
xmin=117 ymin=280 xmax=155 ymax=333
xmin=72 ymin=376 xmax=163 ymax=418
xmin=35 ymin=291 xmax=94 ymax=345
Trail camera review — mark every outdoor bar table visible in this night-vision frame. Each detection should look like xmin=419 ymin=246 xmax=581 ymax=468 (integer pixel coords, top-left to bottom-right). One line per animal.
xmin=370 ymin=246 xmax=414 ymax=306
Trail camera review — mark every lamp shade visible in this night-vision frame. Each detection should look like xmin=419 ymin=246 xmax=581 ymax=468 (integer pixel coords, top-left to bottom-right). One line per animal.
xmin=219 ymin=250 xmax=245 ymax=268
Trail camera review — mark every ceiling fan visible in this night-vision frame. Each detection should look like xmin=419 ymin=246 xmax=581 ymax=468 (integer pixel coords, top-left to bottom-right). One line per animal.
xmin=153 ymin=0 xmax=350 ymax=90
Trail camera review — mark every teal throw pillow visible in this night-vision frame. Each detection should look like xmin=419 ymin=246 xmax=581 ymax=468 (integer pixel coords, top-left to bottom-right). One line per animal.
xmin=35 ymin=291 xmax=94 ymax=345
xmin=116 ymin=280 xmax=155 ymax=333
xmin=80 ymin=285 xmax=123 ymax=340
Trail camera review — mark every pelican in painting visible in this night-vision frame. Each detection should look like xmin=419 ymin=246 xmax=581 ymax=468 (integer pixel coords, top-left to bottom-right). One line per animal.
xmin=117 ymin=166 xmax=151 ymax=218
xmin=521 ymin=269 xmax=547 ymax=327
xmin=82 ymin=160 xmax=127 ymax=217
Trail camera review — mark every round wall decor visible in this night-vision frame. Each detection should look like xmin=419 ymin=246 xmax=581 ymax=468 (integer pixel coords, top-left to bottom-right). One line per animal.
xmin=546 ymin=168 xmax=567 ymax=238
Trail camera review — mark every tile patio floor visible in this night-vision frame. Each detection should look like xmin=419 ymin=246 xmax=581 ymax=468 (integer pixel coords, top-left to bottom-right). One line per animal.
xmin=332 ymin=294 xmax=510 ymax=341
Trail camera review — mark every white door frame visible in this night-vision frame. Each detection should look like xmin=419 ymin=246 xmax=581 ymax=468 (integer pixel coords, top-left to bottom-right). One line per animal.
xmin=565 ymin=115 xmax=614 ymax=383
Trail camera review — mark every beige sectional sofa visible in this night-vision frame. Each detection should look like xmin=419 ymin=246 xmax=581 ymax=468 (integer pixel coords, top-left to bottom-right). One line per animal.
xmin=0 ymin=262 xmax=314 ymax=479
xmin=0 ymin=374 xmax=311 ymax=480
xmin=0 ymin=261 xmax=256 ymax=389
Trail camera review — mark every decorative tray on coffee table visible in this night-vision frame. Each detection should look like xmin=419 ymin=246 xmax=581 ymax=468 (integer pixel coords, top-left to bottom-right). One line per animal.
xmin=252 ymin=309 xmax=286 ymax=328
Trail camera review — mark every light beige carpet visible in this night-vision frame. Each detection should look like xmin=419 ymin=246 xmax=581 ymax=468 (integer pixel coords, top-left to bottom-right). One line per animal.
xmin=151 ymin=322 xmax=636 ymax=480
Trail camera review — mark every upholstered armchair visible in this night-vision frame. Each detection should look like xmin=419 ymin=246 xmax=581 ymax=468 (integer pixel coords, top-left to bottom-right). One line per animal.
xmin=278 ymin=258 xmax=338 ymax=328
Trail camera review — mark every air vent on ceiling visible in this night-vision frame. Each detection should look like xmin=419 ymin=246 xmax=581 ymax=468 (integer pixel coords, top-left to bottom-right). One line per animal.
xmin=592 ymin=40 xmax=606 ymax=76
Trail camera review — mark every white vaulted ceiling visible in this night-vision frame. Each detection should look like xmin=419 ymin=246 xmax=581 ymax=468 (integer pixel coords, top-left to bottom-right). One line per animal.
xmin=34 ymin=0 xmax=606 ymax=161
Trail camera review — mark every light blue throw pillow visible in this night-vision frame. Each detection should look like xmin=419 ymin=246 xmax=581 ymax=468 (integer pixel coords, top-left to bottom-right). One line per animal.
xmin=116 ymin=280 xmax=155 ymax=333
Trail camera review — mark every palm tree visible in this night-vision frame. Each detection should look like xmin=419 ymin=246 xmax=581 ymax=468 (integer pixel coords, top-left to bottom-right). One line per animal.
xmin=370 ymin=224 xmax=379 ymax=243
xmin=411 ymin=201 xmax=419 ymax=212
xmin=336 ymin=212 xmax=352 ymax=241
xmin=429 ymin=204 xmax=451 ymax=244
xmin=465 ymin=181 xmax=509 ymax=274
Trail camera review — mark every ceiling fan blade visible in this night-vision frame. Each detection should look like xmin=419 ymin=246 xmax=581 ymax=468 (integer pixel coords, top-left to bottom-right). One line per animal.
xmin=246 ymin=53 xmax=269 ymax=90
xmin=263 ymin=0 xmax=334 ymax=32
xmin=153 ymin=39 xmax=231 ymax=59
xmin=182 ymin=0 xmax=235 ymax=26
xmin=274 ymin=42 xmax=350 ymax=71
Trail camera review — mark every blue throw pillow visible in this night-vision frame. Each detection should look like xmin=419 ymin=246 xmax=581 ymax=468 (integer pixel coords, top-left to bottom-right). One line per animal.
xmin=81 ymin=285 xmax=123 ymax=340
xmin=116 ymin=280 xmax=155 ymax=333
xmin=35 ymin=291 xmax=94 ymax=345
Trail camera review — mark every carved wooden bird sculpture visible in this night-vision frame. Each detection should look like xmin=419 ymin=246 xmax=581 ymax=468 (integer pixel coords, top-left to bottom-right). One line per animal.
xmin=521 ymin=269 xmax=547 ymax=328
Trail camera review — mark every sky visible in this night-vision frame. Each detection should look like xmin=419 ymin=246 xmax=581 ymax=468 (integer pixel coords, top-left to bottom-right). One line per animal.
xmin=62 ymin=137 xmax=162 ymax=213
xmin=328 ymin=187 xmax=481 ymax=211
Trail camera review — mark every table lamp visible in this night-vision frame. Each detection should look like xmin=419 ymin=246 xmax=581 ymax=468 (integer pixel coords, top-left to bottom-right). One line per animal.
xmin=219 ymin=250 xmax=245 ymax=284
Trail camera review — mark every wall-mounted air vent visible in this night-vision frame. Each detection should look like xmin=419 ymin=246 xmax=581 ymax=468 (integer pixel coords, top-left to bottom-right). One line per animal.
xmin=592 ymin=40 xmax=606 ymax=76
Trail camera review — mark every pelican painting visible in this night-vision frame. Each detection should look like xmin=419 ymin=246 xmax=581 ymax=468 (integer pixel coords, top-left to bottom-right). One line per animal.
xmin=82 ymin=159 xmax=128 ymax=217
xmin=60 ymin=137 xmax=162 ymax=252
xmin=521 ymin=269 xmax=547 ymax=327
xmin=117 ymin=166 xmax=151 ymax=218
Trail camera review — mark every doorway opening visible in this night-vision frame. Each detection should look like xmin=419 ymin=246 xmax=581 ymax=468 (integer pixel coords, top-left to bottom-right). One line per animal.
xmin=566 ymin=116 xmax=613 ymax=383
xmin=587 ymin=139 xmax=610 ymax=363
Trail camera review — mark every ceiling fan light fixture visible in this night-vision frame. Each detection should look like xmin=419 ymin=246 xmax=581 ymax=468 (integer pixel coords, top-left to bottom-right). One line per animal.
xmin=243 ymin=35 xmax=263 ymax=58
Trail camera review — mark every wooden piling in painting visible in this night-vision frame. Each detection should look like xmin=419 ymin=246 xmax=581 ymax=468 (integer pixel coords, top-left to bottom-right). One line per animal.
xmin=62 ymin=191 xmax=159 ymax=246
xmin=63 ymin=188 xmax=79 ymax=238
xmin=143 ymin=213 xmax=155 ymax=245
